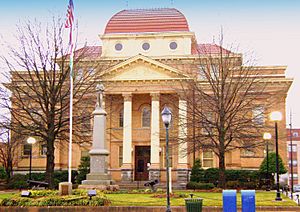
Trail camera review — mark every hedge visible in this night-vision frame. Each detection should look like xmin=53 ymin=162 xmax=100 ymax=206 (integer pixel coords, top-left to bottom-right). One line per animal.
xmin=7 ymin=170 xmax=78 ymax=189
xmin=186 ymin=182 xmax=215 ymax=190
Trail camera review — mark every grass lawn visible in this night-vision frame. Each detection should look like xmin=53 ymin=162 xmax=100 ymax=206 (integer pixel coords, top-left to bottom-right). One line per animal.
xmin=106 ymin=191 xmax=297 ymax=206
xmin=0 ymin=191 xmax=296 ymax=207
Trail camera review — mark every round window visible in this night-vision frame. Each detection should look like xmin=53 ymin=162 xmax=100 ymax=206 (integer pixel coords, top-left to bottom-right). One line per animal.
xmin=142 ymin=42 xmax=150 ymax=51
xmin=115 ymin=43 xmax=123 ymax=51
xmin=169 ymin=42 xmax=178 ymax=50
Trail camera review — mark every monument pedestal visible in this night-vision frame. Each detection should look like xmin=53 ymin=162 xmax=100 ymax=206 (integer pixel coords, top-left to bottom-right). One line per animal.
xmin=82 ymin=149 xmax=114 ymax=185
xmin=80 ymin=84 xmax=115 ymax=189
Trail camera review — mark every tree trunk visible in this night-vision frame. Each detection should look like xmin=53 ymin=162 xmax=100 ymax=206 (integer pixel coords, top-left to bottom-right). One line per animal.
xmin=6 ymin=159 xmax=12 ymax=182
xmin=45 ymin=138 xmax=55 ymax=189
xmin=218 ymin=152 xmax=226 ymax=188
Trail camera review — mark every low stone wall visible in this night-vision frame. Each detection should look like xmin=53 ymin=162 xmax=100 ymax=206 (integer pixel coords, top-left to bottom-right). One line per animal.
xmin=0 ymin=206 xmax=300 ymax=212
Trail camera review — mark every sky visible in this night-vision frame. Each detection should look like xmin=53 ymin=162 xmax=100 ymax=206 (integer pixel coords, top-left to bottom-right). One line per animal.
xmin=0 ymin=0 xmax=300 ymax=127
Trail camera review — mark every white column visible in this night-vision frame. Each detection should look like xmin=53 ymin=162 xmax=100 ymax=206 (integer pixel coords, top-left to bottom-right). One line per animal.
xmin=178 ymin=99 xmax=188 ymax=165
xmin=150 ymin=93 xmax=160 ymax=167
xmin=122 ymin=93 xmax=132 ymax=167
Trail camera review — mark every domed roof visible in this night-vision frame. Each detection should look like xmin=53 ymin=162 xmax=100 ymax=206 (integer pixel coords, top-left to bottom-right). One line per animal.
xmin=104 ymin=8 xmax=190 ymax=34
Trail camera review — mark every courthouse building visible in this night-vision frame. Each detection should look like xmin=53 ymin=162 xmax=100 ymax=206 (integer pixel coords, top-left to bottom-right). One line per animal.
xmin=15 ymin=8 xmax=292 ymax=184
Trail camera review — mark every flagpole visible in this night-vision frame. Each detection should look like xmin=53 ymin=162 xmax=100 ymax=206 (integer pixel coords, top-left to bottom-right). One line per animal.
xmin=68 ymin=43 xmax=73 ymax=183
xmin=66 ymin=0 xmax=74 ymax=184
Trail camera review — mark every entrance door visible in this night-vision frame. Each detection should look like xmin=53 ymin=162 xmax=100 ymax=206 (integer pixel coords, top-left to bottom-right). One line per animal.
xmin=135 ymin=146 xmax=150 ymax=181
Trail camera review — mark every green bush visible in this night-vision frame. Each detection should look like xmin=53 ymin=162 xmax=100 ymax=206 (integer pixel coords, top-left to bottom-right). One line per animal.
xmin=259 ymin=152 xmax=287 ymax=175
xmin=0 ymin=190 xmax=108 ymax=206
xmin=193 ymin=168 xmax=260 ymax=187
xmin=0 ymin=167 xmax=7 ymax=179
xmin=226 ymin=180 xmax=259 ymax=189
xmin=190 ymin=158 xmax=205 ymax=182
xmin=30 ymin=172 xmax=45 ymax=181
xmin=186 ymin=182 xmax=215 ymax=190
xmin=226 ymin=180 xmax=240 ymax=189
xmin=203 ymin=168 xmax=219 ymax=184
xmin=29 ymin=190 xmax=59 ymax=197
xmin=7 ymin=174 xmax=28 ymax=189
xmin=76 ymin=156 xmax=90 ymax=184
xmin=225 ymin=170 xmax=260 ymax=183
xmin=240 ymin=181 xmax=257 ymax=189
xmin=6 ymin=170 xmax=78 ymax=189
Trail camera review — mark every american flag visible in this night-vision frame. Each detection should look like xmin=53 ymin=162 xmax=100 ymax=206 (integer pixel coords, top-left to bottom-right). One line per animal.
xmin=65 ymin=0 xmax=74 ymax=28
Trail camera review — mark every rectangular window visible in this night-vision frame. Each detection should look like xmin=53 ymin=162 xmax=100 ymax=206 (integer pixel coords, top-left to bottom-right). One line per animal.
xmin=289 ymin=174 xmax=298 ymax=178
xmin=242 ymin=149 xmax=255 ymax=157
xmin=203 ymin=150 xmax=213 ymax=167
xmin=119 ymin=146 xmax=123 ymax=167
xmin=23 ymin=144 xmax=31 ymax=156
xmin=252 ymin=106 xmax=265 ymax=125
xmin=40 ymin=143 xmax=47 ymax=156
xmin=288 ymin=144 xmax=297 ymax=152
xmin=289 ymin=160 xmax=298 ymax=166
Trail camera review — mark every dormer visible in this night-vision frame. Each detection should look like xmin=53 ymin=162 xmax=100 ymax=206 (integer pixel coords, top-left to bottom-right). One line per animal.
xmin=100 ymin=8 xmax=195 ymax=58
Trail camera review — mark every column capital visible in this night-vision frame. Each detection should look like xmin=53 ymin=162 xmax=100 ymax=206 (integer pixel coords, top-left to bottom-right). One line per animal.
xmin=122 ymin=93 xmax=132 ymax=101
xmin=177 ymin=91 xmax=187 ymax=100
xmin=150 ymin=92 xmax=160 ymax=101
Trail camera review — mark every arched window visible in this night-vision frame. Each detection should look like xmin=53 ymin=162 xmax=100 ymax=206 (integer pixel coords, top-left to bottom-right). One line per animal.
xmin=119 ymin=109 xmax=123 ymax=128
xmin=142 ymin=107 xmax=151 ymax=127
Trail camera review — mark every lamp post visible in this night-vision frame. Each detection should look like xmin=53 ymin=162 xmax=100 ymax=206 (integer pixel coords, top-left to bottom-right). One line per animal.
xmin=27 ymin=137 xmax=36 ymax=180
xmin=161 ymin=106 xmax=172 ymax=212
xmin=263 ymin=132 xmax=272 ymax=191
xmin=270 ymin=111 xmax=282 ymax=201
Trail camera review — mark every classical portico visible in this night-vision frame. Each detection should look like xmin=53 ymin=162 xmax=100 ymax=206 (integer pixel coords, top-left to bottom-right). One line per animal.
xmin=117 ymin=91 xmax=189 ymax=182
xmin=99 ymin=54 xmax=190 ymax=183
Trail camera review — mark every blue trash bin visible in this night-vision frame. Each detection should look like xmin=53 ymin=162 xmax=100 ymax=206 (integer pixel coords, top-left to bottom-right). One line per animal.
xmin=241 ymin=190 xmax=255 ymax=212
xmin=222 ymin=190 xmax=237 ymax=212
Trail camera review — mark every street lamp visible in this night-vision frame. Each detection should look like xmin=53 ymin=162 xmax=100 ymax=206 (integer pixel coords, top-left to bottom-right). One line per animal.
xmin=161 ymin=106 xmax=172 ymax=212
xmin=270 ymin=111 xmax=282 ymax=201
xmin=263 ymin=132 xmax=272 ymax=191
xmin=27 ymin=137 xmax=36 ymax=181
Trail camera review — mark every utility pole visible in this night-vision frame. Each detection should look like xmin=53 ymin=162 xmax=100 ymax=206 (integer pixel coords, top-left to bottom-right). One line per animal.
xmin=290 ymin=110 xmax=294 ymax=196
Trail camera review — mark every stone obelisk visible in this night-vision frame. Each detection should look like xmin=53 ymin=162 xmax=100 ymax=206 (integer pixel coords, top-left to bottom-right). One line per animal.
xmin=81 ymin=84 xmax=114 ymax=186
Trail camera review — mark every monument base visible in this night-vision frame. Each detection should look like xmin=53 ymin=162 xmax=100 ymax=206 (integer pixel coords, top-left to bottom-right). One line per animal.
xmin=81 ymin=173 xmax=114 ymax=185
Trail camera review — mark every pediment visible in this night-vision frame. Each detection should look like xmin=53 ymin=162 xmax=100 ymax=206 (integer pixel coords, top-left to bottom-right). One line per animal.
xmin=100 ymin=54 xmax=190 ymax=81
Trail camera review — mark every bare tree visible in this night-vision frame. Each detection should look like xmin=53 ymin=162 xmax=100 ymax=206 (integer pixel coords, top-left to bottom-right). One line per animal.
xmin=0 ymin=128 xmax=22 ymax=181
xmin=176 ymin=35 xmax=273 ymax=188
xmin=0 ymin=18 xmax=106 ymax=188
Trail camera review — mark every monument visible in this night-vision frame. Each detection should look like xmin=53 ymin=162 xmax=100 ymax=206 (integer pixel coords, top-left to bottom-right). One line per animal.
xmin=81 ymin=84 xmax=114 ymax=188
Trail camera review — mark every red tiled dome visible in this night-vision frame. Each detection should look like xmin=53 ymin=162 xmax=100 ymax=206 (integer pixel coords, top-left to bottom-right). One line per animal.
xmin=104 ymin=8 xmax=190 ymax=34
